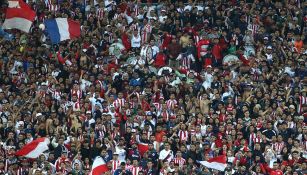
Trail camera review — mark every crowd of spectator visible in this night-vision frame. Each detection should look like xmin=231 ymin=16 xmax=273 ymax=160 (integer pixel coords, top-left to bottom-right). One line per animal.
xmin=0 ymin=0 xmax=307 ymax=175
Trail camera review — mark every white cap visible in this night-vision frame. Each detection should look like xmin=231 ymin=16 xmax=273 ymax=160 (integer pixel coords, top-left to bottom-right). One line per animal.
xmin=86 ymin=111 xmax=91 ymax=114
xmin=36 ymin=113 xmax=42 ymax=117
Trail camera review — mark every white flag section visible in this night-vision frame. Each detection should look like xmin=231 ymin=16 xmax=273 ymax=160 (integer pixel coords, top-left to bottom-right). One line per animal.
xmin=199 ymin=155 xmax=227 ymax=171
xmin=90 ymin=156 xmax=109 ymax=175
xmin=15 ymin=137 xmax=50 ymax=158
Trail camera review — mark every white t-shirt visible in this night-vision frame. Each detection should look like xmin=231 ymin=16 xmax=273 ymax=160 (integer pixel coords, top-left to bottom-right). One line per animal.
xmin=131 ymin=34 xmax=141 ymax=48
xmin=115 ymin=146 xmax=126 ymax=162
xmin=159 ymin=149 xmax=174 ymax=162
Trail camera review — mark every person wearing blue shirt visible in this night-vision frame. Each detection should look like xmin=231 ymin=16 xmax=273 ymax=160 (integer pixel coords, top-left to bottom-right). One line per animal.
xmin=113 ymin=162 xmax=132 ymax=175
xmin=129 ymin=72 xmax=142 ymax=87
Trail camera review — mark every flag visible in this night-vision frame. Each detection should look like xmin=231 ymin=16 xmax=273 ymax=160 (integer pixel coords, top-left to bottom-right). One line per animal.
xmin=3 ymin=0 xmax=36 ymax=33
xmin=44 ymin=18 xmax=81 ymax=44
xmin=90 ymin=156 xmax=109 ymax=175
xmin=15 ymin=137 xmax=50 ymax=158
xmin=199 ymin=155 xmax=227 ymax=171
xmin=138 ymin=143 xmax=149 ymax=156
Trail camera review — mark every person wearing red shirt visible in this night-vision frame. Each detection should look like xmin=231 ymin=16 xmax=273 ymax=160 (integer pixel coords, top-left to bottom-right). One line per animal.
xmin=154 ymin=50 xmax=167 ymax=68
xmin=196 ymin=35 xmax=210 ymax=59
xmin=269 ymin=162 xmax=283 ymax=175
xmin=212 ymin=38 xmax=223 ymax=67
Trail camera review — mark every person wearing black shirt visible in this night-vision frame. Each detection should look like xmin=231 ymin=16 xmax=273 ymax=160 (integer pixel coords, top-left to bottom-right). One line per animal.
xmin=262 ymin=122 xmax=277 ymax=142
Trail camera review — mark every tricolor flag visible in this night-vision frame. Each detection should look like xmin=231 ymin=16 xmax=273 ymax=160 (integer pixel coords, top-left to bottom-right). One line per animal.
xmin=90 ymin=156 xmax=109 ymax=175
xmin=15 ymin=137 xmax=50 ymax=158
xmin=199 ymin=155 xmax=227 ymax=171
xmin=3 ymin=0 xmax=36 ymax=33
xmin=44 ymin=18 xmax=81 ymax=44
xmin=137 ymin=143 xmax=149 ymax=156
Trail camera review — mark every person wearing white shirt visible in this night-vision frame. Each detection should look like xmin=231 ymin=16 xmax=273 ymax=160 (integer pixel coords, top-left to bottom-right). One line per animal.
xmin=149 ymin=39 xmax=159 ymax=58
xmin=115 ymin=138 xmax=126 ymax=162
xmin=159 ymin=10 xmax=168 ymax=24
xmin=201 ymin=66 xmax=214 ymax=89
xmin=159 ymin=142 xmax=174 ymax=163
xmin=104 ymin=0 xmax=116 ymax=12
xmin=131 ymin=56 xmax=145 ymax=70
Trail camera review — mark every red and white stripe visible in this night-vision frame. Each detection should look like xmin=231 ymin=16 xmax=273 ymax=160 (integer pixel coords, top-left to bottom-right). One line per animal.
xmin=73 ymin=101 xmax=81 ymax=111
xmin=178 ymin=54 xmax=195 ymax=70
xmin=96 ymin=8 xmax=104 ymax=19
xmin=166 ymin=99 xmax=177 ymax=110
xmin=17 ymin=167 xmax=29 ymax=175
xmin=253 ymin=136 xmax=263 ymax=143
xmin=89 ymin=157 xmax=109 ymax=175
xmin=45 ymin=0 xmax=60 ymax=13
xmin=249 ymin=133 xmax=256 ymax=146
xmin=194 ymin=35 xmax=200 ymax=44
xmin=130 ymin=166 xmax=142 ymax=175
xmin=199 ymin=155 xmax=227 ymax=171
xmin=298 ymin=96 xmax=306 ymax=114
xmin=15 ymin=138 xmax=50 ymax=158
xmin=111 ymin=160 xmax=120 ymax=173
xmin=272 ymin=142 xmax=284 ymax=155
xmin=141 ymin=24 xmax=152 ymax=44
xmin=173 ymin=157 xmax=186 ymax=167
xmin=113 ymin=98 xmax=126 ymax=110
xmin=248 ymin=23 xmax=259 ymax=36
xmin=161 ymin=110 xmax=169 ymax=121
xmin=70 ymin=89 xmax=82 ymax=101
xmin=3 ymin=0 xmax=36 ymax=33
xmin=178 ymin=130 xmax=188 ymax=142
xmin=133 ymin=5 xmax=139 ymax=16
xmin=153 ymin=102 xmax=162 ymax=112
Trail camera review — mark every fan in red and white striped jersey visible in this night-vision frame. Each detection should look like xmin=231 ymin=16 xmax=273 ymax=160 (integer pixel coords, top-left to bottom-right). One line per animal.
xmin=110 ymin=159 xmax=121 ymax=174
xmin=272 ymin=141 xmax=284 ymax=155
xmin=96 ymin=7 xmax=105 ymax=20
xmin=249 ymin=132 xmax=257 ymax=147
xmin=298 ymin=95 xmax=306 ymax=114
xmin=17 ymin=166 xmax=29 ymax=175
xmin=45 ymin=0 xmax=60 ymax=13
xmin=48 ymin=86 xmax=62 ymax=101
xmin=141 ymin=19 xmax=152 ymax=44
xmin=253 ymin=131 xmax=263 ymax=144
xmin=70 ymin=84 xmax=83 ymax=101
xmin=133 ymin=4 xmax=140 ymax=16
xmin=247 ymin=17 xmax=260 ymax=36
xmin=166 ymin=94 xmax=177 ymax=111
xmin=178 ymin=125 xmax=189 ymax=143
xmin=176 ymin=51 xmax=195 ymax=72
xmin=128 ymin=163 xmax=143 ymax=175
xmin=152 ymin=102 xmax=162 ymax=114
xmin=172 ymin=151 xmax=186 ymax=168
xmin=113 ymin=93 xmax=126 ymax=111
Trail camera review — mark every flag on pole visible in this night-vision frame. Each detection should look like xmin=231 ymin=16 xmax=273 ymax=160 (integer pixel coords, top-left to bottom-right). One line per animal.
xmin=44 ymin=18 xmax=81 ymax=44
xmin=90 ymin=156 xmax=109 ymax=175
xmin=199 ymin=155 xmax=227 ymax=171
xmin=2 ymin=0 xmax=36 ymax=33
xmin=138 ymin=143 xmax=149 ymax=156
xmin=15 ymin=137 xmax=50 ymax=158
